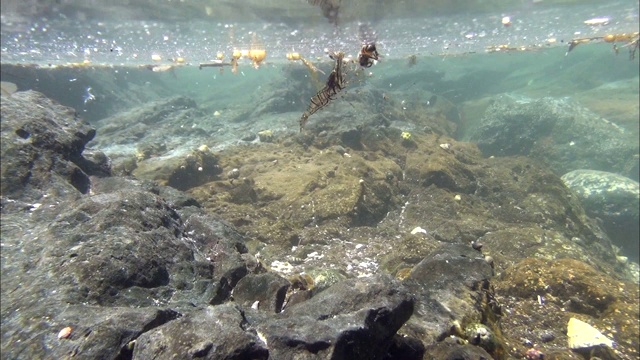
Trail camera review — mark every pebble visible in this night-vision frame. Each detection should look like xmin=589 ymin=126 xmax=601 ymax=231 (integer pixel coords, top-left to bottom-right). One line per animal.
xmin=58 ymin=326 xmax=72 ymax=339
xmin=227 ymin=168 xmax=240 ymax=180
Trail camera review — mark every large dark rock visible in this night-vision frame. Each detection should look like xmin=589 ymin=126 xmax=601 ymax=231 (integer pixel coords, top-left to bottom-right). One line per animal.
xmin=133 ymin=304 xmax=269 ymax=359
xmin=117 ymin=274 xmax=420 ymax=360
xmin=1 ymin=90 xmax=101 ymax=201
xmin=561 ymin=169 xmax=640 ymax=261
xmin=232 ymin=272 xmax=290 ymax=313
xmin=0 ymin=92 xmax=255 ymax=358
xmin=423 ymin=337 xmax=494 ymax=360
xmin=470 ymin=95 xmax=639 ymax=181
xmin=0 ymin=176 xmax=256 ymax=358
xmin=4 ymin=304 xmax=180 ymax=360
xmin=401 ymin=243 xmax=499 ymax=355
xmin=245 ymin=274 xmax=420 ymax=360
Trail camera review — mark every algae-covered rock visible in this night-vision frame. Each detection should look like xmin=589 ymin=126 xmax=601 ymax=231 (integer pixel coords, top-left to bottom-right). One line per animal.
xmin=495 ymin=258 xmax=639 ymax=360
xmin=134 ymin=145 xmax=223 ymax=191
xmin=404 ymin=141 xmax=479 ymax=193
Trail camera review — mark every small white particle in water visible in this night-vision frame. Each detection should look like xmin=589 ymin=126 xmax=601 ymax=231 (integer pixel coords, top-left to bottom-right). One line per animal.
xmin=410 ymin=227 xmax=427 ymax=235
xmin=257 ymin=331 xmax=268 ymax=346
xmin=197 ymin=167 xmax=203 ymax=172
xmin=569 ymin=141 xmax=575 ymax=146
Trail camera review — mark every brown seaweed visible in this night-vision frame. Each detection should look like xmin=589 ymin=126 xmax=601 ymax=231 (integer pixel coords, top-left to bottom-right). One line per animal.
xmin=299 ymin=51 xmax=346 ymax=131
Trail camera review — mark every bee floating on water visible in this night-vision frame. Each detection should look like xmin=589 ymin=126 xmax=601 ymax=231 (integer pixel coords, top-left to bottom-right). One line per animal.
xmin=358 ymin=43 xmax=379 ymax=68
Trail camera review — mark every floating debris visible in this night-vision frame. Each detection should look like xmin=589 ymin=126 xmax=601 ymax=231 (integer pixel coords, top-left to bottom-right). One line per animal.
xmin=248 ymin=48 xmax=267 ymax=69
xmin=566 ymin=32 xmax=639 ymax=59
xmin=143 ymin=64 xmax=174 ymax=73
xmin=198 ymin=60 xmax=232 ymax=70
xmin=583 ymin=17 xmax=610 ymax=26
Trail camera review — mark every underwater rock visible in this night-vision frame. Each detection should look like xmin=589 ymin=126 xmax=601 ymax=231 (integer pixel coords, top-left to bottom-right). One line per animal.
xmin=245 ymin=274 xmax=420 ymax=359
xmin=1 ymin=170 xmax=254 ymax=358
xmin=1 ymin=90 xmax=98 ymax=201
xmin=423 ymin=336 xmax=493 ymax=360
xmin=567 ymin=317 xmax=615 ymax=349
xmin=232 ymin=272 xmax=290 ymax=313
xmin=470 ymin=95 xmax=639 ymax=181
xmin=494 ymin=258 xmax=639 ymax=359
xmin=8 ymin=305 xmax=179 ymax=359
xmin=404 ymin=140 xmax=479 ymax=193
xmin=561 ymin=169 xmax=640 ymax=261
xmin=133 ymin=304 xmax=269 ymax=359
xmin=92 ymin=96 xmax=200 ymax=145
xmin=464 ymin=323 xmax=500 ymax=353
xmin=401 ymin=243 xmax=498 ymax=351
xmin=133 ymin=145 xmax=223 ymax=191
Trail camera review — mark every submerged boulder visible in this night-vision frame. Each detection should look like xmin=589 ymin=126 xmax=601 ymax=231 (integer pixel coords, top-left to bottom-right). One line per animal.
xmin=249 ymin=274 xmax=420 ymax=360
xmin=470 ymin=95 xmax=639 ymax=181
xmin=1 ymin=90 xmax=101 ymax=201
xmin=401 ymin=243 xmax=501 ymax=357
xmin=133 ymin=304 xmax=269 ymax=360
xmin=133 ymin=145 xmax=223 ymax=191
xmin=561 ymin=169 xmax=639 ymax=261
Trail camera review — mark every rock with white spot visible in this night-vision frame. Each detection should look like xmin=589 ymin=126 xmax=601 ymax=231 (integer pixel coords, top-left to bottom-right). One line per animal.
xmin=567 ymin=317 xmax=615 ymax=349
xmin=410 ymin=227 xmax=428 ymax=235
